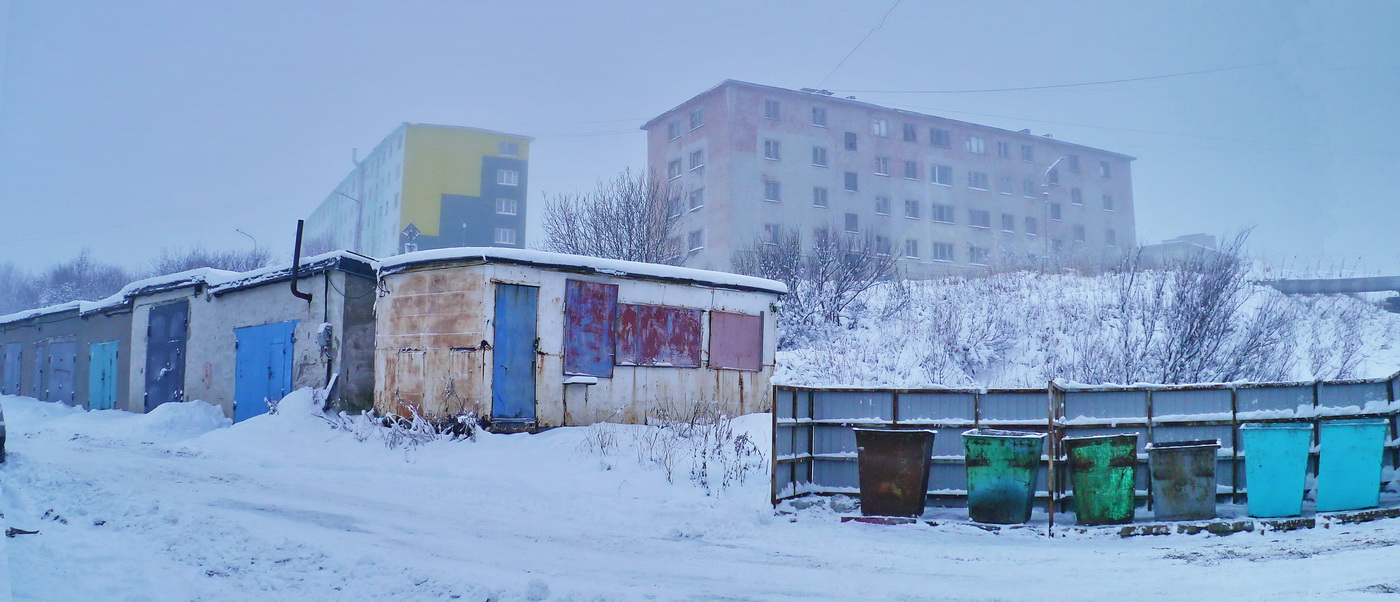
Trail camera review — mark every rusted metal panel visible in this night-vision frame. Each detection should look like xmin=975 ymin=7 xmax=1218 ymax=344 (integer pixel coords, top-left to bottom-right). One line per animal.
xmin=614 ymin=303 xmax=701 ymax=368
xmin=709 ymin=311 xmax=762 ymax=371
xmin=563 ymin=280 xmax=617 ymax=377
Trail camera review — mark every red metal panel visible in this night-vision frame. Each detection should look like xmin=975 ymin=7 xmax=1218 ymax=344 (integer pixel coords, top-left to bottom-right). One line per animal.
xmin=709 ymin=312 xmax=763 ymax=371
xmin=615 ymin=303 xmax=702 ymax=368
xmin=563 ymin=280 xmax=618 ymax=377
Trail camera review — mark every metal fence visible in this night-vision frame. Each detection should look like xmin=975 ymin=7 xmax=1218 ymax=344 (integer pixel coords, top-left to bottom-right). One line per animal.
xmin=771 ymin=371 xmax=1400 ymax=507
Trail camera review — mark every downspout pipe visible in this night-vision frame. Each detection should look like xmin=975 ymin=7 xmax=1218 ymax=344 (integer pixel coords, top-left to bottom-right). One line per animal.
xmin=291 ymin=220 xmax=314 ymax=303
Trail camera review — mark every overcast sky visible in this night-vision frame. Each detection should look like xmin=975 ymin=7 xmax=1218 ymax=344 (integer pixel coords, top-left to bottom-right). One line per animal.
xmin=2 ymin=0 xmax=1397 ymax=275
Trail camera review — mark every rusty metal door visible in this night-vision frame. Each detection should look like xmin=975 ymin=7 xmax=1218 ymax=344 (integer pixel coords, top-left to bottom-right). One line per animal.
xmin=47 ymin=341 xmax=77 ymax=405
xmin=1 ymin=343 xmax=20 ymax=395
xmin=492 ymin=283 xmax=538 ymax=428
xmin=563 ymin=280 xmax=617 ymax=377
xmin=145 ymin=301 xmax=189 ymax=412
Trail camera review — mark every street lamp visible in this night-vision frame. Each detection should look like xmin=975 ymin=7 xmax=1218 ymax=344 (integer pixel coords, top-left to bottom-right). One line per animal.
xmin=234 ymin=228 xmax=257 ymax=251
xmin=1040 ymin=156 xmax=1067 ymax=270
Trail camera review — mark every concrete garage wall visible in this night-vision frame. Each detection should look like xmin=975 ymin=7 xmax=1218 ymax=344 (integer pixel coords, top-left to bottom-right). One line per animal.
xmin=76 ymin=308 xmax=134 ymax=409
xmin=374 ymin=256 xmax=781 ymax=428
xmin=0 ymin=308 xmax=81 ymax=403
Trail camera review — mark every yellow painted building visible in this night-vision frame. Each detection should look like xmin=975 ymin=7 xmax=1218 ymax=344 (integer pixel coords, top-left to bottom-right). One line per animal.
xmin=306 ymin=123 xmax=532 ymax=258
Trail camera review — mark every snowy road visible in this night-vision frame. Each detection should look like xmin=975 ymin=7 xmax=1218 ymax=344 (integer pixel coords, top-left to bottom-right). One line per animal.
xmin=2 ymin=393 xmax=1398 ymax=601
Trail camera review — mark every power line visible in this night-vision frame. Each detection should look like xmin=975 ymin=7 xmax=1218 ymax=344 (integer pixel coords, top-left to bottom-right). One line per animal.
xmin=817 ymin=0 xmax=903 ymax=88
xmin=832 ymin=61 xmax=1276 ymax=94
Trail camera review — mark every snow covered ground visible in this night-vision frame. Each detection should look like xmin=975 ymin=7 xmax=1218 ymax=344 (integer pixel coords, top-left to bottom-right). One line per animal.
xmin=3 ymin=392 xmax=1400 ymax=601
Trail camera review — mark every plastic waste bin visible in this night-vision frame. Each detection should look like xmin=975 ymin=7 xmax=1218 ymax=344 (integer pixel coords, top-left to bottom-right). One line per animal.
xmin=1240 ymin=422 xmax=1312 ymax=518
xmin=855 ymin=428 xmax=936 ymax=517
xmin=1064 ymin=433 xmax=1139 ymax=525
xmin=1147 ymin=439 xmax=1220 ymax=521
xmin=1316 ymin=418 xmax=1389 ymax=512
xmin=962 ymin=429 xmax=1045 ymax=524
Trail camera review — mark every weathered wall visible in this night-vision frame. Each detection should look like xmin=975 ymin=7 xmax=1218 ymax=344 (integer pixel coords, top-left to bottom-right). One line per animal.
xmin=337 ymin=271 xmax=379 ymax=413
xmin=77 ymin=309 xmax=134 ymax=409
xmin=374 ymin=261 xmax=780 ymax=427
xmin=0 ymin=310 xmax=81 ymax=403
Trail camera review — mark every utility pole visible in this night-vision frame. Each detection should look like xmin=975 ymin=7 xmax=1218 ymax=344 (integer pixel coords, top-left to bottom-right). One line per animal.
xmin=1041 ymin=156 xmax=1067 ymax=271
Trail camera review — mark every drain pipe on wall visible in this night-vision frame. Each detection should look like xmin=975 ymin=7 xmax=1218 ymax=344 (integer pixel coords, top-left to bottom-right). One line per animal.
xmin=291 ymin=220 xmax=314 ymax=303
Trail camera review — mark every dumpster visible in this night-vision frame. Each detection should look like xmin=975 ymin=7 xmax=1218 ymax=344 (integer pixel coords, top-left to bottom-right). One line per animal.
xmin=1239 ymin=422 xmax=1312 ymax=518
xmin=854 ymin=428 xmax=936 ymax=517
xmin=1316 ymin=418 xmax=1389 ymax=512
xmin=962 ymin=429 xmax=1046 ymax=524
xmin=1147 ymin=439 xmax=1220 ymax=521
xmin=1064 ymin=433 xmax=1138 ymax=525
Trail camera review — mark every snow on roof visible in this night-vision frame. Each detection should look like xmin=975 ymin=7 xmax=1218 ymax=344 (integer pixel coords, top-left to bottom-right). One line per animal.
xmin=380 ymin=247 xmax=788 ymax=295
xmin=207 ymin=251 xmax=377 ymax=296
xmin=0 ymin=301 xmax=83 ymax=326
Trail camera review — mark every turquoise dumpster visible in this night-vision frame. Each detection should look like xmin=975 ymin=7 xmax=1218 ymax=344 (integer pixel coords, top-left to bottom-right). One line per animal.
xmin=1316 ymin=418 xmax=1389 ymax=512
xmin=1240 ymin=423 xmax=1312 ymax=518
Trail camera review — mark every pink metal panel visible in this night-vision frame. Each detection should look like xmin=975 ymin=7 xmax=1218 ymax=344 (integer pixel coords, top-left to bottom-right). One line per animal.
xmin=709 ymin=312 xmax=763 ymax=371
xmin=615 ymin=303 xmax=702 ymax=368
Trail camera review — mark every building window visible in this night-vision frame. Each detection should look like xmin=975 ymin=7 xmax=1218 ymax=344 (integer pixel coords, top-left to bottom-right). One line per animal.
xmin=689 ymin=149 xmax=705 ymax=171
xmin=763 ymin=223 xmax=780 ymax=245
xmin=903 ymin=161 xmax=918 ymax=180
xmin=905 ymin=239 xmax=919 ymax=259
xmin=1047 ymin=168 xmax=1059 ymax=185
xmin=932 ymin=242 xmax=954 ymax=262
xmin=874 ymin=235 xmax=892 ymax=256
xmin=1100 ymin=161 xmax=1112 ymax=178
xmin=764 ymin=99 xmax=781 ymax=120
xmin=688 ymin=229 xmax=704 ymax=252
xmin=1106 ymin=229 xmax=1118 ymax=246
xmin=844 ymin=213 xmax=859 ymax=233
xmin=813 ymin=186 xmax=829 ymax=207
xmin=1023 ymin=179 xmax=1037 ymax=198
xmin=1070 ymin=188 xmax=1083 ymax=205
xmin=968 ymin=171 xmax=990 ymax=190
xmin=812 ymin=146 xmax=828 ymax=167
xmin=763 ymin=139 xmax=780 ymax=161
xmin=1067 ymin=155 xmax=1080 ymax=172
xmin=930 ymin=128 xmax=951 ymax=148
xmin=872 ymin=119 xmax=888 ymax=137
xmin=1020 ymin=144 xmax=1034 ymax=162
xmin=689 ymin=108 xmax=704 ymax=130
xmin=969 ymin=209 xmax=991 ymax=229
xmin=931 ymin=203 xmax=955 ymax=223
xmin=966 ymin=135 xmax=986 ymax=154
xmin=499 ymin=141 xmax=520 ymax=157
xmin=999 ymin=176 xmax=1013 ymax=195
xmin=931 ymin=164 xmax=953 ymax=186
xmin=844 ymin=171 xmax=858 ymax=192
xmin=812 ymin=106 xmax=827 ymax=127
xmin=997 ymin=141 xmax=1010 ymax=158
xmin=1103 ymin=194 xmax=1115 ymax=211
xmin=668 ymin=195 xmax=683 ymax=219
xmin=904 ymin=199 xmax=920 ymax=219
xmin=875 ymin=195 xmax=891 ymax=215
xmin=969 ymin=246 xmax=990 ymax=265
xmin=1025 ymin=216 xmax=1039 ymax=235
xmin=494 ymin=228 xmax=517 ymax=245
xmin=1073 ymin=224 xmax=1086 ymax=243
xmin=1001 ymin=214 xmax=1015 ymax=232
xmin=689 ymin=187 xmax=704 ymax=211
xmin=1052 ymin=239 xmax=1064 ymax=253
xmin=667 ymin=122 xmax=681 ymax=141
xmin=844 ymin=131 xmax=858 ymax=151
xmin=495 ymin=198 xmax=518 ymax=215
xmin=667 ymin=160 xmax=682 ymax=180
xmin=903 ymin=123 xmax=918 ymax=142
xmin=875 ymin=157 xmax=890 ymax=176
xmin=497 ymin=169 xmax=520 ymax=186
xmin=763 ymin=179 xmax=781 ymax=202
xmin=1050 ymin=203 xmax=1062 ymax=221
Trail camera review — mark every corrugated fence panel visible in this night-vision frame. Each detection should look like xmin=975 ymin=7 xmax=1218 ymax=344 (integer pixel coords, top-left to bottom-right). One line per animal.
xmin=813 ymin=391 xmax=893 ymax=422
xmin=1319 ymin=381 xmax=1390 ymax=411
xmin=898 ymin=392 xmax=975 ymax=423
xmin=1154 ymin=389 xmax=1232 ymax=421
xmin=928 ymin=427 xmax=973 ymax=458
xmin=979 ymin=392 xmax=1046 ymax=423
xmin=813 ymin=424 xmax=856 ymax=456
xmin=1237 ymin=385 xmax=1312 ymax=417
xmin=1064 ymin=390 xmax=1148 ymax=422
xmin=813 ymin=457 xmax=859 ymax=490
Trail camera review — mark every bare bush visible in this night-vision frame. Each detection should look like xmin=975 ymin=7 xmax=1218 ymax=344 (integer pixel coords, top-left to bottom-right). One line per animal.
xmin=321 ymin=404 xmax=478 ymax=453
xmin=540 ymin=169 xmax=681 ymax=264
xmin=149 ymin=245 xmax=272 ymax=277
xmin=633 ymin=401 xmax=765 ymax=494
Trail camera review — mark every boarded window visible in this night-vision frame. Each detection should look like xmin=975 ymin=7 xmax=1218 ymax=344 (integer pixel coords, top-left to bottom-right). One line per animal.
xmin=564 ymin=280 xmax=618 ymax=377
xmin=709 ymin=312 xmax=763 ymax=371
xmin=615 ymin=303 xmax=702 ymax=368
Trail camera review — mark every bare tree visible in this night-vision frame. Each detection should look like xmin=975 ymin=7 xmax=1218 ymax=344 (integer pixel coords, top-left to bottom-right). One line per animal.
xmin=30 ymin=249 xmax=132 ymax=307
xmin=149 ymin=245 xmax=272 ymax=277
xmin=540 ymin=169 xmax=680 ymax=264
xmin=733 ymin=224 xmax=903 ymax=335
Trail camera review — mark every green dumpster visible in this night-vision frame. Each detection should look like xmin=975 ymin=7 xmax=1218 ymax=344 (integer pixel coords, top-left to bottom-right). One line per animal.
xmin=1064 ymin=433 xmax=1139 ymax=525
xmin=962 ymin=429 xmax=1046 ymax=524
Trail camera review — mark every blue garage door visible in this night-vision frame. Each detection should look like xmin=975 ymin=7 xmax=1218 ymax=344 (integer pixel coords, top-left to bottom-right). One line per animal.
xmin=1 ymin=343 xmax=20 ymax=395
xmin=47 ymin=341 xmax=77 ymax=405
xmin=234 ymin=321 xmax=298 ymax=423
xmin=88 ymin=341 xmax=121 ymax=410
xmin=492 ymin=283 xmax=538 ymax=428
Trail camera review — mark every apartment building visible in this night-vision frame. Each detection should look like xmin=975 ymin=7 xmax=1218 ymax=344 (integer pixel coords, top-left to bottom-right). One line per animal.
xmin=306 ymin=123 xmax=532 ymax=258
xmin=643 ymin=80 xmax=1136 ymax=276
